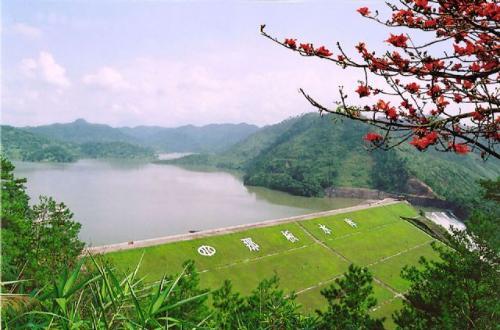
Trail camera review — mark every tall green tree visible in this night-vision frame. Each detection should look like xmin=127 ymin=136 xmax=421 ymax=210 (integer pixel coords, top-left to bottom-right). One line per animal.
xmin=211 ymin=275 xmax=315 ymax=329
xmin=317 ymin=264 xmax=384 ymax=330
xmin=1 ymin=156 xmax=32 ymax=281
xmin=393 ymin=226 xmax=499 ymax=329
xmin=1 ymin=156 xmax=84 ymax=290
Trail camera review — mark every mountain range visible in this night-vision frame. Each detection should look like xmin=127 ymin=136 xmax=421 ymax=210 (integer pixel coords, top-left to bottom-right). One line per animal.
xmin=1 ymin=119 xmax=259 ymax=162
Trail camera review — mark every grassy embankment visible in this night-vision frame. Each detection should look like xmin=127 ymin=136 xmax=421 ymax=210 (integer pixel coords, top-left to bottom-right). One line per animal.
xmin=106 ymin=202 xmax=441 ymax=328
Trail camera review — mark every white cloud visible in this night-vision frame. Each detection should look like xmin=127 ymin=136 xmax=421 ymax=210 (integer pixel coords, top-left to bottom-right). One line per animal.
xmin=82 ymin=67 xmax=131 ymax=91
xmin=20 ymin=51 xmax=71 ymax=88
xmin=11 ymin=23 xmax=42 ymax=39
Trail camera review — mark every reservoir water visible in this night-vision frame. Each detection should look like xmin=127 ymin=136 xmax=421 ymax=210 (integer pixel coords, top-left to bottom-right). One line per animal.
xmin=13 ymin=159 xmax=365 ymax=246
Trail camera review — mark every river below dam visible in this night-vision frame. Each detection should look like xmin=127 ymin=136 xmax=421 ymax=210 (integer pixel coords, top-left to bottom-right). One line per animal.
xmin=14 ymin=158 xmax=365 ymax=245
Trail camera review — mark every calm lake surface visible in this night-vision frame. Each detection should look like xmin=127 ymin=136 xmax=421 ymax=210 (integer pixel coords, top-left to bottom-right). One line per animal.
xmin=14 ymin=159 xmax=365 ymax=245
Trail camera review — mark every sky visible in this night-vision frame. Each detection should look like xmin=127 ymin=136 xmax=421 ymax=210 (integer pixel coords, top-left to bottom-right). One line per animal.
xmin=2 ymin=0 xmax=392 ymax=128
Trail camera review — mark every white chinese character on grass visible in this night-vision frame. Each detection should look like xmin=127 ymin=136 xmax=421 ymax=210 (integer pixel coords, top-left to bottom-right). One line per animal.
xmin=319 ymin=224 xmax=332 ymax=235
xmin=241 ymin=237 xmax=260 ymax=251
xmin=197 ymin=245 xmax=216 ymax=256
xmin=281 ymin=230 xmax=299 ymax=243
xmin=344 ymin=218 xmax=358 ymax=228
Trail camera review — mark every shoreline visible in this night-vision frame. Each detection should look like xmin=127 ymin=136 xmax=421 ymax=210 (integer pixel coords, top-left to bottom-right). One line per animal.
xmin=84 ymin=198 xmax=401 ymax=255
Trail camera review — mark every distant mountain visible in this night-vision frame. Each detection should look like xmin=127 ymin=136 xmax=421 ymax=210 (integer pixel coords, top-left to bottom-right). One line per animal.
xmin=1 ymin=125 xmax=155 ymax=162
xmin=165 ymin=113 xmax=499 ymax=204
xmin=24 ymin=119 xmax=139 ymax=144
xmin=22 ymin=119 xmax=259 ymax=153
xmin=118 ymin=123 xmax=259 ymax=153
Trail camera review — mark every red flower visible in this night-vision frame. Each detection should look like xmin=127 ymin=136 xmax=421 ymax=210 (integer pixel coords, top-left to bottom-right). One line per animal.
xmin=471 ymin=111 xmax=484 ymax=121
xmin=410 ymin=131 xmax=439 ymax=151
xmin=386 ymin=34 xmax=409 ymax=48
xmin=315 ymin=46 xmax=333 ymax=57
xmin=427 ymin=85 xmax=442 ymax=97
xmin=424 ymin=19 xmax=437 ymax=28
xmin=463 ymin=80 xmax=474 ymax=89
xmin=355 ymin=84 xmax=371 ymax=98
xmin=385 ymin=107 xmax=398 ymax=120
xmin=284 ymin=38 xmax=297 ymax=49
xmin=414 ymin=0 xmax=429 ymax=9
xmin=436 ymin=96 xmax=449 ymax=108
xmin=376 ymin=99 xmax=390 ymax=111
xmin=470 ymin=62 xmax=481 ymax=72
xmin=364 ymin=132 xmax=383 ymax=142
xmin=405 ymin=82 xmax=420 ymax=93
xmin=453 ymin=93 xmax=463 ymax=103
xmin=449 ymin=143 xmax=470 ymax=155
xmin=357 ymin=7 xmax=370 ymax=16
xmin=299 ymin=43 xmax=313 ymax=55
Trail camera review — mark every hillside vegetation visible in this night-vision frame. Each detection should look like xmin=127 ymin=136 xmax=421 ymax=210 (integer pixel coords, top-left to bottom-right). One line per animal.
xmin=1 ymin=125 xmax=155 ymax=162
xmin=166 ymin=113 xmax=499 ymax=204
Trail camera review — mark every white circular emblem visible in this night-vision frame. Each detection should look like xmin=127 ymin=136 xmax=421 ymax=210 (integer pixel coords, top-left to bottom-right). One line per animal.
xmin=197 ymin=245 xmax=216 ymax=256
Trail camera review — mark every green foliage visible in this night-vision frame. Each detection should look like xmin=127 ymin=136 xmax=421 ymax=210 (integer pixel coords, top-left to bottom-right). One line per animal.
xmin=27 ymin=196 xmax=85 ymax=287
xmin=393 ymin=217 xmax=500 ymax=329
xmin=242 ymin=115 xmax=373 ymax=197
xmin=1 ymin=156 xmax=32 ymax=281
xmin=371 ymin=149 xmax=409 ymax=193
xmin=1 ymin=125 xmax=77 ymax=162
xmin=211 ymin=276 xmax=315 ymax=329
xmin=25 ymin=118 xmax=138 ymax=144
xmin=1 ymin=157 xmax=84 ymax=290
xmin=317 ymin=264 xmax=384 ymax=330
xmin=392 ymin=179 xmax=500 ymax=328
xmin=78 ymin=141 xmax=155 ymax=160
xmin=2 ymin=257 xmax=210 ymax=329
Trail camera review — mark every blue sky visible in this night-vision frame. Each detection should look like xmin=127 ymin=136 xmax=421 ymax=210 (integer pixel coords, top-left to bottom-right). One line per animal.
xmin=2 ymin=0 xmax=389 ymax=127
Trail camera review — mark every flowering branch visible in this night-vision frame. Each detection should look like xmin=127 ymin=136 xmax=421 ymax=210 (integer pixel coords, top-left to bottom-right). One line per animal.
xmin=261 ymin=0 xmax=500 ymax=159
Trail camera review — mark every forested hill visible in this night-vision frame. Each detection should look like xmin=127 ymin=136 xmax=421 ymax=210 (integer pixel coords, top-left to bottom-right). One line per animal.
xmin=22 ymin=119 xmax=259 ymax=153
xmin=1 ymin=126 xmax=155 ymax=162
xmin=166 ymin=113 xmax=499 ymax=204
xmin=24 ymin=119 xmax=138 ymax=144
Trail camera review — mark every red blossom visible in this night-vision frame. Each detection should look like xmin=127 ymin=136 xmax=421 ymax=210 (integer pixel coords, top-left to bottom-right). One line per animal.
xmin=284 ymin=38 xmax=297 ymax=49
xmin=449 ymin=143 xmax=470 ymax=155
xmin=436 ymin=96 xmax=449 ymax=108
xmin=414 ymin=0 xmax=429 ymax=9
xmin=355 ymin=84 xmax=371 ymax=97
xmin=315 ymin=46 xmax=333 ymax=57
xmin=410 ymin=131 xmax=439 ymax=151
xmin=424 ymin=19 xmax=437 ymax=28
xmin=405 ymin=82 xmax=420 ymax=93
xmin=364 ymin=132 xmax=383 ymax=142
xmin=463 ymin=80 xmax=474 ymax=89
xmin=470 ymin=62 xmax=481 ymax=72
xmin=357 ymin=7 xmax=370 ymax=16
xmin=385 ymin=107 xmax=398 ymax=120
xmin=427 ymin=85 xmax=442 ymax=97
xmin=386 ymin=34 xmax=409 ymax=48
xmin=299 ymin=43 xmax=313 ymax=55
xmin=453 ymin=93 xmax=463 ymax=103
xmin=471 ymin=111 xmax=485 ymax=121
